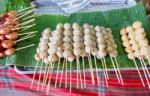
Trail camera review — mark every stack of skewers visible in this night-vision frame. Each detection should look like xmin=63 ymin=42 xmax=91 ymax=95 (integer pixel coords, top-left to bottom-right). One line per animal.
xmin=31 ymin=22 xmax=124 ymax=94
xmin=120 ymin=21 xmax=150 ymax=89
xmin=0 ymin=6 xmax=36 ymax=57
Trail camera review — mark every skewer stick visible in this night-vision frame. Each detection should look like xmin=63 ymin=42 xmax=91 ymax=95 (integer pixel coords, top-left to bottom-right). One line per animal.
xmin=114 ymin=57 xmax=124 ymax=85
xmin=37 ymin=61 xmax=44 ymax=90
xmin=140 ymin=59 xmax=150 ymax=89
xmin=103 ymin=58 xmax=109 ymax=79
xmin=22 ymin=14 xmax=36 ymax=21
xmin=133 ymin=59 xmax=145 ymax=87
xmin=17 ymin=6 xmax=35 ymax=13
xmin=101 ymin=59 xmax=108 ymax=87
xmin=16 ymin=34 xmax=35 ymax=43
xmin=54 ymin=59 xmax=61 ymax=88
xmin=11 ymin=23 xmax=36 ymax=31
xmin=82 ymin=57 xmax=86 ymax=88
xmin=76 ymin=57 xmax=79 ymax=89
xmin=141 ymin=59 xmax=150 ymax=79
xmin=16 ymin=44 xmax=35 ymax=51
xmin=43 ymin=62 xmax=52 ymax=88
xmin=65 ymin=59 xmax=68 ymax=88
xmin=59 ymin=59 xmax=65 ymax=87
xmin=46 ymin=62 xmax=55 ymax=95
xmin=77 ymin=58 xmax=83 ymax=89
xmin=30 ymin=61 xmax=39 ymax=88
xmin=18 ymin=31 xmax=37 ymax=36
xmin=16 ymin=19 xmax=35 ymax=27
xmin=69 ymin=62 xmax=72 ymax=93
xmin=110 ymin=55 xmax=120 ymax=83
xmin=14 ymin=10 xmax=33 ymax=21
xmin=88 ymin=54 xmax=95 ymax=85
xmin=41 ymin=63 xmax=48 ymax=90
xmin=94 ymin=56 xmax=100 ymax=85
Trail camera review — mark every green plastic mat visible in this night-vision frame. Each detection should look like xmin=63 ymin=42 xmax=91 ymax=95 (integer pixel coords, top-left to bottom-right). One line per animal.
xmin=0 ymin=2 xmax=150 ymax=69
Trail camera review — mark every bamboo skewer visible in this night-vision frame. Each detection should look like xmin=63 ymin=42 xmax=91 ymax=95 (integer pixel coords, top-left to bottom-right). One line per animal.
xmin=59 ymin=59 xmax=65 ymax=87
xmin=94 ymin=56 xmax=100 ymax=85
xmin=54 ymin=59 xmax=61 ymax=88
xmin=65 ymin=59 xmax=68 ymax=88
xmin=141 ymin=59 xmax=150 ymax=79
xmin=101 ymin=59 xmax=108 ymax=87
xmin=76 ymin=57 xmax=79 ymax=89
xmin=37 ymin=61 xmax=44 ymax=90
xmin=41 ymin=64 xmax=48 ymax=90
xmin=110 ymin=56 xmax=120 ymax=83
xmin=69 ymin=62 xmax=72 ymax=93
xmin=82 ymin=57 xmax=86 ymax=88
xmin=103 ymin=58 xmax=109 ymax=79
xmin=133 ymin=59 xmax=145 ymax=87
xmin=140 ymin=59 xmax=150 ymax=89
xmin=30 ymin=62 xmax=39 ymax=88
xmin=78 ymin=58 xmax=83 ymax=89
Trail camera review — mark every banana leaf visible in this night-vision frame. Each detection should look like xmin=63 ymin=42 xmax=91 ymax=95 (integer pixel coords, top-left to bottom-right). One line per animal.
xmin=0 ymin=2 xmax=150 ymax=69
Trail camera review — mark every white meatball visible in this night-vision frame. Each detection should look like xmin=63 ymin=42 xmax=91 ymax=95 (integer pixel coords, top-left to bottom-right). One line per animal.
xmin=139 ymin=39 xmax=148 ymax=46
xmin=126 ymin=26 xmax=134 ymax=32
xmin=67 ymin=55 xmax=75 ymax=62
xmin=73 ymin=36 xmax=83 ymax=42
xmin=63 ymin=50 xmax=73 ymax=59
xmin=140 ymin=46 xmax=150 ymax=55
xmin=97 ymin=51 xmax=106 ymax=58
xmin=106 ymin=28 xmax=112 ymax=33
xmin=44 ymin=58 xmax=50 ymax=64
xmin=95 ymin=26 xmax=101 ymax=32
xmin=56 ymin=50 xmax=63 ymax=58
xmin=35 ymin=54 xmax=41 ymax=61
xmin=128 ymin=53 xmax=135 ymax=60
xmin=125 ymin=47 xmax=133 ymax=53
xmin=83 ymin=23 xmax=90 ymax=29
xmin=64 ymin=23 xmax=71 ymax=30
xmin=63 ymin=36 xmax=71 ymax=42
xmin=73 ymin=42 xmax=83 ymax=48
xmin=72 ymin=22 xmax=80 ymax=29
xmin=73 ymin=48 xmax=82 ymax=56
xmin=56 ymin=23 xmax=63 ymax=30
xmin=39 ymin=45 xmax=49 ymax=51
xmin=85 ymin=46 xmax=93 ymax=53
xmin=39 ymin=52 xmax=48 ymax=59
xmin=120 ymin=28 xmax=128 ymax=35
xmin=73 ymin=30 xmax=83 ymax=36
xmin=122 ymin=41 xmax=130 ymax=47
xmin=43 ymin=28 xmax=51 ymax=34
xmin=109 ymin=50 xmax=118 ymax=57
xmin=131 ymin=44 xmax=140 ymax=51
xmin=132 ymin=21 xmax=142 ymax=29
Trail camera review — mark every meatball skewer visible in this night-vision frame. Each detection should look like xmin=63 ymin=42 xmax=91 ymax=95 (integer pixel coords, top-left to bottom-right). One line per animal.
xmin=120 ymin=27 xmax=145 ymax=87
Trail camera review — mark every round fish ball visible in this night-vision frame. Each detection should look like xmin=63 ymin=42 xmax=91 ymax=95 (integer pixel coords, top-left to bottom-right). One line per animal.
xmin=63 ymin=43 xmax=72 ymax=49
xmin=67 ymin=55 xmax=75 ymax=62
xmin=127 ymin=53 xmax=135 ymax=60
xmin=73 ymin=42 xmax=83 ymax=48
xmin=84 ymin=41 xmax=95 ymax=47
xmin=131 ymin=44 xmax=140 ymax=51
xmin=72 ymin=22 xmax=80 ymax=29
xmin=36 ymin=47 xmax=40 ymax=53
xmin=128 ymin=32 xmax=134 ymax=39
xmin=91 ymin=48 xmax=98 ymax=56
xmin=64 ymin=23 xmax=71 ymax=30
xmin=122 ymin=41 xmax=130 ymax=47
xmin=73 ymin=30 xmax=83 ymax=36
xmin=39 ymin=45 xmax=48 ymax=52
xmin=112 ymin=44 xmax=117 ymax=49
xmin=83 ymin=23 xmax=90 ymax=29
xmin=44 ymin=58 xmax=50 ymax=64
xmin=126 ymin=26 xmax=134 ymax=32
xmin=48 ymin=47 xmax=57 ymax=55
xmin=135 ymin=35 xmax=145 ymax=41
xmin=64 ymin=30 xmax=72 ymax=36
xmin=43 ymin=28 xmax=51 ymax=34
xmin=132 ymin=21 xmax=142 ymax=29
xmin=125 ymin=47 xmax=133 ymax=53
xmin=56 ymin=23 xmax=63 ymax=30
xmin=139 ymin=39 xmax=148 ymax=46
xmin=52 ymin=55 xmax=59 ymax=62
xmin=97 ymin=51 xmax=106 ymax=58
xmin=96 ymin=32 xmax=103 ymax=38
xmin=39 ymin=52 xmax=48 ymax=59
xmin=54 ymin=30 xmax=63 ymax=35
xmin=5 ymin=48 xmax=16 ymax=56
xmin=129 ymin=39 xmax=136 ymax=45
xmin=56 ymin=50 xmax=63 ymax=58
xmin=85 ymin=46 xmax=93 ymax=53
xmin=140 ymin=46 xmax=150 ymax=55
xmin=81 ymin=51 xmax=88 ymax=57
xmin=109 ymin=50 xmax=118 ymax=57
xmin=73 ymin=36 xmax=83 ymax=42
xmin=95 ymin=26 xmax=101 ymax=32
xmin=106 ymin=47 xmax=114 ymax=53
xmin=40 ymin=38 xmax=49 ymax=43
xmin=42 ymin=33 xmax=51 ymax=38
xmin=35 ymin=54 xmax=41 ymax=61
xmin=73 ymin=48 xmax=82 ymax=56
xmin=98 ymin=44 xmax=105 ymax=50
xmin=63 ymin=50 xmax=72 ymax=59
xmin=120 ymin=28 xmax=128 ymax=35
xmin=134 ymin=51 xmax=142 ymax=59
xmin=84 ymin=34 xmax=93 ymax=40
xmin=63 ymin=36 xmax=71 ymax=42
xmin=97 ymin=38 xmax=104 ymax=44
xmin=135 ymin=27 xmax=144 ymax=33
xmin=121 ymin=35 xmax=129 ymax=41
xmin=84 ymin=28 xmax=91 ymax=34
xmin=100 ymin=26 xmax=106 ymax=31
xmin=106 ymin=28 xmax=112 ymax=33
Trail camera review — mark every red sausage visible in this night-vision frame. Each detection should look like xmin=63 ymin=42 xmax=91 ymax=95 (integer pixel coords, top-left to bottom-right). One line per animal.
xmin=0 ymin=35 xmax=6 ymax=41
xmin=0 ymin=51 xmax=6 ymax=58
